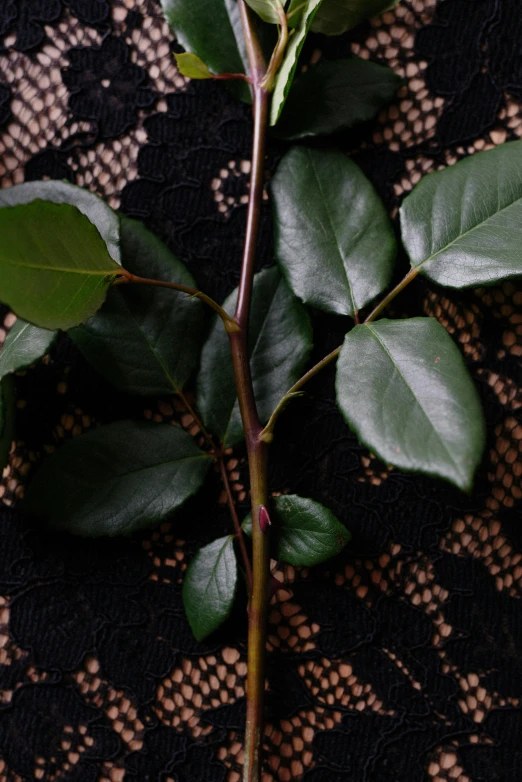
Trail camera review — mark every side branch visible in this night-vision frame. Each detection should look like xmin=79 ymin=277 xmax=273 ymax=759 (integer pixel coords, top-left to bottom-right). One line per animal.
xmin=259 ymin=347 xmax=341 ymax=442
xmin=213 ymin=73 xmax=252 ymax=83
xmin=218 ymin=455 xmax=253 ymax=593
xmin=232 ymin=7 xmax=271 ymax=781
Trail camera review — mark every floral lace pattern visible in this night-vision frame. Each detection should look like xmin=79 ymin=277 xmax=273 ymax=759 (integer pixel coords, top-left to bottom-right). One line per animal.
xmin=63 ymin=34 xmax=156 ymax=139
xmin=0 ymin=1 xmax=521 ymax=780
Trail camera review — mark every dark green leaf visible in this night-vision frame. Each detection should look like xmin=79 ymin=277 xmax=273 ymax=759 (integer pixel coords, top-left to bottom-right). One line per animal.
xmin=0 ymin=201 xmax=121 ymax=330
xmin=197 ymin=267 xmax=312 ymax=447
xmin=275 ymin=58 xmax=402 ymax=140
xmin=0 ymin=180 xmax=120 ymax=263
xmin=272 ymin=147 xmax=396 ymax=317
xmin=0 ymin=376 xmax=15 ymax=472
xmin=400 ymin=140 xmax=522 ymax=288
xmin=0 ymin=319 xmax=57 ymax=379
xmin=183 ymin=535 xmax=237 ymax=640
xmin=242 ymin=494 xmax=350 ymax=565
xmin=245 ymin=0 xmax=282 ymax=23
xmin=24 ymin=420 xmax=212 ymax=536
xmin=270 ymin=0 xmax=322 ymax=126
xmin=311 ymin=0 xmax=398 ymax=36
xmin=161 ymin=0 xmax=250 ymax=101
xmin=336 ymin=318 xmax=486 ymax=491
xmin=175 ymin=52 xmax=213 ymax=78
xmin=70 ymin=217 xmax=206 ymax=396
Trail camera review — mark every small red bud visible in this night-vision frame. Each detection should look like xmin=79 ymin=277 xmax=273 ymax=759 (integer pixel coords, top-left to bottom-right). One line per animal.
xmin=259 ymin=505 xmax=271 ymax=534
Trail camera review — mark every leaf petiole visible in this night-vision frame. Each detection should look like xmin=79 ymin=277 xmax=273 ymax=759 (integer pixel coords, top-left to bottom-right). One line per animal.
xmin=218 ymin=455 xmax=253 ymax=593
xmin=364 ymin=266 xmax=419 ymax=324
xmin=213 ymin=72 xmax=252 ymax=82
xmin=117 ymin=270 xmax=240 ymax=332
xmin=285 ymin=1 xmax=306 ymax=21
xmin=259 ymin=266 xmax=420 ymax=442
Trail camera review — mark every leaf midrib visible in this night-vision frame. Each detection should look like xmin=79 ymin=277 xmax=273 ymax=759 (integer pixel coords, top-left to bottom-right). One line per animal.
xmin=1 ymin=259 xmax=117 ymax=274
xmin=200 ymin=539 xmax=233 ymax=605
xmin=308 ymin=149 xmax=356 ymax=313
xmin=416 ymin=187 xmax=522 ymax=268
xmin=365 ymin=324 xmax=465 ymax=482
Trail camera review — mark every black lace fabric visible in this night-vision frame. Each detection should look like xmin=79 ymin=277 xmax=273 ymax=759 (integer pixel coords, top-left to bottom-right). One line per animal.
xmin=0 ymin=0 xmax=521 ymax=779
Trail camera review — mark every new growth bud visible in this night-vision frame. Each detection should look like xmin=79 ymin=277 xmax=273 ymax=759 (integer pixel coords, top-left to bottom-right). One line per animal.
xmin=259 ymin=505 xmax=271 ymax=534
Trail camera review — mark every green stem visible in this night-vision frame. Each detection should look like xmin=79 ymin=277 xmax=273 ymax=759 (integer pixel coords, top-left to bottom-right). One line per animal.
xmin=118 ymin=270 xmax=240 ymax=332
xmin=241 ymin=436 xmax=269 ymax=781
xmin=231 ymin=5 xmax=271 ymax=780
xmin=228 ymin=80 xmax=271 ymax=775
xmin=259 ymin=267 xmax=420 ymax=442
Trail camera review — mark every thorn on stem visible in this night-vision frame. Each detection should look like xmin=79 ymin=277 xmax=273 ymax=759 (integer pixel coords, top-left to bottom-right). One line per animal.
xmin=259 ymin=505 xmax=271 ymax=534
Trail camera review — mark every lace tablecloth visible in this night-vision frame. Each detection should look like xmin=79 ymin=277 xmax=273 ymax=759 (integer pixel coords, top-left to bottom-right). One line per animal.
xmin=0 ymin=1 xmax=521 ymax=780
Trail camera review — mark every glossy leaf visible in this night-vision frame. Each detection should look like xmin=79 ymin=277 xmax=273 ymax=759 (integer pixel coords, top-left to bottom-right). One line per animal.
xmin=311 ymin=0 xmax=398 ymax=36
xmin=272 ymin=147 xmax=396 ymax=317
xmin=0 ymin=201 xmax=121 ymax=330
xmin=0 ymin=180 xmax=120 ymax=263
xmin=336 ymin=318 xmax=486 ymax=491
xmin=242 ymin=495 xmax=351 ymax=566
xmin=245 ymin=0 xmax=282 ymax=23
xmin=175 ymin=52 xmax=213 ymax=78
xmin=270 ymin=0 xmax=322 ymax=126
xmin=197 ymin=267 xmax=312 ymax=447
xmin=24 ymin=421 xmax=212 ymax=536
xmin=70 ymin=217 xmax=206 ymax=396
xmin=275 ymin=58 xmax=402 ymax=139
xmin=183 ymin=536 xmax=237 ymax=640
xmin=0 ymin=376 xmax=15 ymax=472
xmin=161 ymin=0 xmax=250 ymax=101
xmin=0 ymin=319 xmax=57 ymax=379
xmin=400 ymin=140 xmax=522 ymax=288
